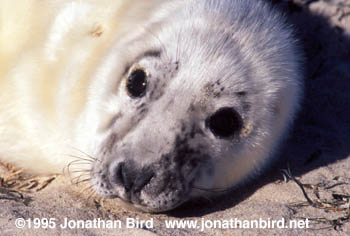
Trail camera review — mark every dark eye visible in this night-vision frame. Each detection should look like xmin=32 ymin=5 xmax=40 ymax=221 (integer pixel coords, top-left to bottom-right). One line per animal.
xmin=206 ymin=107 xmax=242 ymax=139
xmin=126 ymin=69 xmax=147 ymax=98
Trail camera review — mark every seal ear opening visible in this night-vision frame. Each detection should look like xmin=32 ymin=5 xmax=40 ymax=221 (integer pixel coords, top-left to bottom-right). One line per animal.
xmin=205 ymin=107 xmax=243 ymax=139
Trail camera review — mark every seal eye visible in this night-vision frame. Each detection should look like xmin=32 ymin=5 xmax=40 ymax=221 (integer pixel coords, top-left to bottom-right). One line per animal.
xmin=206 ymin=107 xmax=242 ymax=139
xmin=126 ymin=69 xmax=147 ymax=98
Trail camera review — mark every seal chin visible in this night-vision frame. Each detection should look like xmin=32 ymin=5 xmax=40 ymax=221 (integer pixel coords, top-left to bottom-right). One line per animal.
xmin=131 ymin=175 xmax=194 ymax=213
xmin=125 ymin=189 xmax=191 ymax=213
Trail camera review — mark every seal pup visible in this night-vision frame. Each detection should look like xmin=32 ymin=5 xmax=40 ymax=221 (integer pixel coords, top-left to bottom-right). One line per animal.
xmin=0 ymin=0 xmax=303 ymax=212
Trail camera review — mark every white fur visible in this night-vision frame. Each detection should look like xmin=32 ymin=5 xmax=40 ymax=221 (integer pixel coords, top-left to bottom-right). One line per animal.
xmin=0 ymin=0 xmax=170 ymax=172
xmin=1 ymin=0 xmax=302 ymax=211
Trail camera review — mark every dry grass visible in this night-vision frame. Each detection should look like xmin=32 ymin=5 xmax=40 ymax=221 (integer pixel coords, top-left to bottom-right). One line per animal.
xmin=283 ymin=168 xmax=350 ymax=230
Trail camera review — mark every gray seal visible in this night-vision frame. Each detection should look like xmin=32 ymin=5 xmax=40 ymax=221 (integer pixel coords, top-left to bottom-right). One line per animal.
xmin=90 ymin=0 xmax=303 ymax=212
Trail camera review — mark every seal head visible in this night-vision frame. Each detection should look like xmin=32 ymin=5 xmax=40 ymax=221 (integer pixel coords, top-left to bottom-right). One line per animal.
xmin=90 ymin=0 xmax=302 ymax=212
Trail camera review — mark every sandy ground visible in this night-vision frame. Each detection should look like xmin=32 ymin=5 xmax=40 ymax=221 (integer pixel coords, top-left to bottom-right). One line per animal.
xmin=1 ymin=0 xmax=350 ymax=235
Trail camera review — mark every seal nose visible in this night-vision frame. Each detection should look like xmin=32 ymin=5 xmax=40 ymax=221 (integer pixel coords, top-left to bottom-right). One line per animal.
xmin=114 ymin=162 xmax=133 ymax=192
xmin=113 ymin=162 xmax=154 ymax=193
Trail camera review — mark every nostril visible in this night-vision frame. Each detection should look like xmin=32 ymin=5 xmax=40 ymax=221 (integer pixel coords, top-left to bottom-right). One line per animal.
xmin=133 ymin=169 xmax=154 ymax=193
xmin=115 ymin=162 xmax=133 ymax=192
xmin=189 ymin=158 xmax=200 ymax=168
xmin=113 ymin=162 xmax=153 ymax=194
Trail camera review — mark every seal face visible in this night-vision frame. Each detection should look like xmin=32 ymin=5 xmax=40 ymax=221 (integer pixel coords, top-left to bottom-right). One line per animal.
xmin=90 ymin=0 xmax=303 ymax=212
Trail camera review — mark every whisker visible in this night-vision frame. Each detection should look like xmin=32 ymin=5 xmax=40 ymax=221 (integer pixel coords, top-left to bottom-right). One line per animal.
xmin=70 ymin=172 xmax=90 ymax=180
xmin=67 ymin=162 xmax=92 ymax=166
xmin=68 ymin=169 xmax=91 ymax=174
xmin=68 ymin=145 xmax=99 ymax=162
xmin=71 ymin=173 xmax=91 ymax=185
xmin=141 ymin=25 xmax=170 ymax=61
xmin=63 ymin=156 xmax=91 ymax=175
xmin=73 ymin=178 xmax=91 ymax=185
xmin=87 ymin=189 xmax=98 ymax=201
xmin=77 ymin=185 xmax=94 ymax=198
xmin=65 ymin=154 xmax=94 ymax=163
xmin=79 ymin=185 xmax=97 ymax=201
xmin=67 ymin=160 xmax=92 ymax=173
xmin=68 ymin=168 xmax=91 ymax=184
